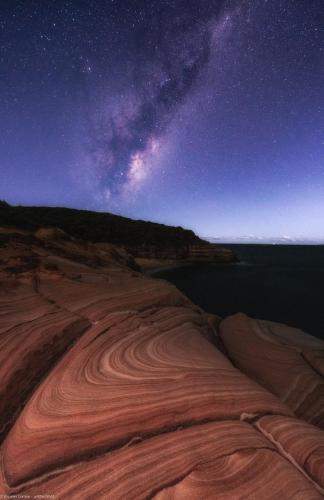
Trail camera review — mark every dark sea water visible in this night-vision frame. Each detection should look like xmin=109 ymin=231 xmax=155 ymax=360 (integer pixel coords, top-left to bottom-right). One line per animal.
xmin=153 ymin=245 xmax=324 ymax=340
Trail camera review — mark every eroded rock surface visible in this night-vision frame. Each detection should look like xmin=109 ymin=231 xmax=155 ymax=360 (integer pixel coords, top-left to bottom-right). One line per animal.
xmin=0 ymin=229 xmax=323 ymax=499
xmin=220 ymin=313 xmax=324 ymax=428
xmin=9 ymin=422 xmax=322 ymax=500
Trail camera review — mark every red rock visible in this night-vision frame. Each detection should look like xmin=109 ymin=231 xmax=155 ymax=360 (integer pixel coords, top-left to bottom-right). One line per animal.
xmin=1 ymin=233 xmax=324 ymax=498
xmin=256 ymin=415 xmax=324 ymax=489
xmin=9 ymin=422 xmax=322 ymax=500
xmin=2 ymin=304 xmax=289 ymax=486
xmin=220 ymin=313 xmax=324 ymax=428
xmin=0 ymin=279 xmax=90 ymax=437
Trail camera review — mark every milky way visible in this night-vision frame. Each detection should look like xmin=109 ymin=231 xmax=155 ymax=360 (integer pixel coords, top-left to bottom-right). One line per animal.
xmin=82 ymin=0 xmax=230 ymax=204
xmin=1 ymin=0 xmax=324 ymax=241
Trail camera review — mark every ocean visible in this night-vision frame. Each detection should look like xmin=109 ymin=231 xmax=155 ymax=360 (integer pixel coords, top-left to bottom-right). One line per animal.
xmin=153 ymin=244 xmax=324 ymax=340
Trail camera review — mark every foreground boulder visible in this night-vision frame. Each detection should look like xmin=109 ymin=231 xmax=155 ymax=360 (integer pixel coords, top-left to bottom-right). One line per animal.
xmin=0 ymin=230 xmax=323 ymax=498
xmin=220 ymin=313 xmax=324 ymax=429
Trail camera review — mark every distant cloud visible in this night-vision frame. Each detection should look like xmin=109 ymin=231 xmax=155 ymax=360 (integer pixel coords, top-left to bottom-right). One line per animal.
xmin=205 ymin=235 xmax=324 ymax=245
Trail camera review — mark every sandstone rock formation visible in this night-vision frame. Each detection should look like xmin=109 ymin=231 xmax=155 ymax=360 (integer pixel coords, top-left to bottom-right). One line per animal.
xmin=130 ymin=242 xmax=237 ymax=266
xmin=0 ymin=228 xmax=323 ymax=498
xmin=35 ymin=226 xmax=69 ymax=240
xmin=186 ymin=243 xmax=236 ymax=263
xmin=220 ymin=313 xmax=324 ymax=428
xmin=0 ymin=203 xmax=238 ymax=267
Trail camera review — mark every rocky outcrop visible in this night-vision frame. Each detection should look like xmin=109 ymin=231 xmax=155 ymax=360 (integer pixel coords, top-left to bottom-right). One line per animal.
xmin=187 ymin=243 xmax=236 ymax=263
xmin=220 ymin=313 xmax=324 ymax=428
xmin=130 ymin=242 xmax=237 ymax=268
xmin=0 ymin=228 xmax=323 ymax=498
xmin=35 ymin=226 xmax=69 ymax=240
xmin=0 ymin=203 xmax=237 ymax=265
xmin=10 ymin=422 xmax=322 ymax=499
xmin=0 ymin=281 xmax=89 ymax=439
xmin=255 ymin=415 xmax=324 ymax=489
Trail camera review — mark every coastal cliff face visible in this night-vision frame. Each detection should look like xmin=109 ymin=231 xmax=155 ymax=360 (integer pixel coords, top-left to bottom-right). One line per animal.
xmin=0 ymin=203 xmax=237 ymax=268
xmin=129 ymin=242 xmax=236 ymax=267
xmin=0 ymin=226 xmax=324 ymax=498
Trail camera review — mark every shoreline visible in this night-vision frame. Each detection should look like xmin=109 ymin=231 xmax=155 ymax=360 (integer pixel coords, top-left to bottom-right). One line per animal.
xmin=144 ymin=261 xmax=193 ymax=276
xmin=141 ymin=260 xmax=239 ymax=276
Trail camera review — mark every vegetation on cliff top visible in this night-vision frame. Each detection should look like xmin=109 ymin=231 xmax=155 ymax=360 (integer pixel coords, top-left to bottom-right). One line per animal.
xmin=0 ymin=202 xmax=202 ymax=248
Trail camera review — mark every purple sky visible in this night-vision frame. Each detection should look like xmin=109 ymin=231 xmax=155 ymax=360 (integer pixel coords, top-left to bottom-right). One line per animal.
xmin=1 ymin=0 xmax=324 ymax=242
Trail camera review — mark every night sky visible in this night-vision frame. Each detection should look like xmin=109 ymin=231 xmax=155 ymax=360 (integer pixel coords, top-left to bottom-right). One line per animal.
xmin=1 ymin=0 xmax=324 ymax=242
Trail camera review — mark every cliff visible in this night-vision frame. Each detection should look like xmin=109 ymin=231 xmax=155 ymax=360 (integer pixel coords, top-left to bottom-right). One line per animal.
xmin=0 ymin=202 xmax=236 ymax=266
xmin=0 ymin=226 xmax=323 ymax=498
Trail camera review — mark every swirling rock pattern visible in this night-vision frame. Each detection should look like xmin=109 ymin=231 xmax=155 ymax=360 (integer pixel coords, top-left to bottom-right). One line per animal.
xmin=9 ymin=421 xmax=323 ymax=500
xmin=0 ymin=279 xmax=90 ymax=438
xmin=1 ymin=230 xmax=324 ymax=498
xmin=220 ymin=313 xmax=324 ymax=428
xmin=3 ymin=304 xmax=290 ymax=486
xmin=256 ymin=415 xmax=324 ymax=489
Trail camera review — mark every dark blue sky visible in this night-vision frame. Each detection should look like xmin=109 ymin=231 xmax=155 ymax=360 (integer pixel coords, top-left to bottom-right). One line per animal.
xmin=1 ymin=0 xmax=324 ymax=242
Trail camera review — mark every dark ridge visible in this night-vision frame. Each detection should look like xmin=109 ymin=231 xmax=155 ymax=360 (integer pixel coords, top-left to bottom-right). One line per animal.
xmin=0 ymin=202 xmax=201 ymax=248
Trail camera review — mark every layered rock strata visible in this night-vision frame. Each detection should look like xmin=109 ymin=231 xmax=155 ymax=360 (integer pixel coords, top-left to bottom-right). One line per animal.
xmin=130 ymin=242 xmax=237 ymax=266
xmin=220 ymin=313 xmax=324 ymax=429
xmin=0 ymin=229 xmax=323 ymax=499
